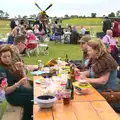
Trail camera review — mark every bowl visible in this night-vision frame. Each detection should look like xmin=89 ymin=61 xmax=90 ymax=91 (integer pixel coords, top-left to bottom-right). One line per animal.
xmin=41 ymin=73 xmax=53 ymax=78
xmin=35 ymin=95 xmax=57 ymax=108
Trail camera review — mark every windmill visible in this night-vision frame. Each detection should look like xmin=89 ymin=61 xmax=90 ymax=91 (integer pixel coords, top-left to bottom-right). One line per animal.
xmin=35 ymin=2 xmax=53 ymax=20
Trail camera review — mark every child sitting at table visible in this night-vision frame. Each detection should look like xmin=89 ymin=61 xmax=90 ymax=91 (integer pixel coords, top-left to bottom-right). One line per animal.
xmin=0 ymin=77 xmax=8 ymax=120
xmin=0 ymin=78 xmax=8 ymax=102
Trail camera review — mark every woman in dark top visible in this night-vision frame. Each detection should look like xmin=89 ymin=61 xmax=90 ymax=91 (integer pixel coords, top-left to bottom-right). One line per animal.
xmin=0 ymin=44 xmax=33 ymax=120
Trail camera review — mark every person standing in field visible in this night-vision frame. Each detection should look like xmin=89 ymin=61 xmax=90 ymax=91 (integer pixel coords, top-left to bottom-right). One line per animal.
xmin=103 ymin=16 xmax=112 ymax=33
xmin=112 ymin=19 xmax=120 ymax=38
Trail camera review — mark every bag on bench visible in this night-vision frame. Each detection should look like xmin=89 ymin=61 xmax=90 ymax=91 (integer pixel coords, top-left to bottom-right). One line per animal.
xmin=101 ymin=89 xmax=120 ymax=113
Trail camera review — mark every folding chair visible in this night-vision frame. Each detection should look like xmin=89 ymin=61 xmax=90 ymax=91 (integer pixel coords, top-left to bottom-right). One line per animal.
xmin=96 ymin=32 xmax=106 ymax=39
xmin=37 ymin=36 xmax=49 ymax=55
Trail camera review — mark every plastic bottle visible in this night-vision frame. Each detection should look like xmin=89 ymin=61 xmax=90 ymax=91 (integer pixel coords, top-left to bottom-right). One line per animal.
xmin=65 ymin=54 xmax=69 ymax=63
xmin=38 ymin=60 xmax=43 ymax=70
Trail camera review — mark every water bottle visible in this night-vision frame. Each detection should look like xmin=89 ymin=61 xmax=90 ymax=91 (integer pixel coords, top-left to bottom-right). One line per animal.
xmin=65 ymin=54 xmax=69 ymax=63
xmin=38 ymin=60 xmax=43 ymax=70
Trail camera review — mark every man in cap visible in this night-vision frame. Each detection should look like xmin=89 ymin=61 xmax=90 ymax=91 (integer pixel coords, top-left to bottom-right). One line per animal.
xmin=79 ymin=36 xmax=91 ymax=61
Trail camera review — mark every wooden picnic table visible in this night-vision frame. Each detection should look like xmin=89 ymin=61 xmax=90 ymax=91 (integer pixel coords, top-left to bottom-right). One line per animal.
xmin=33 ymin=76 xmax=120 ymax=120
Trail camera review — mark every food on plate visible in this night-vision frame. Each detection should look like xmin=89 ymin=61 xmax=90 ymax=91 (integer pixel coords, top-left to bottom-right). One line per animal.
xmin=80 ymin=89 xmax=90 ymax=95
xmin=78 ymin=80 xmax=88 ymax=86
xmin=75 ymin=87 xmax=90 ymax=95
xmin=50 ymin=68 xmax=56 ymax=74
xmin=46 ymin=59 xmax=57 ymax=67
xmin=75 ymin=87 xmax=81 ymax=91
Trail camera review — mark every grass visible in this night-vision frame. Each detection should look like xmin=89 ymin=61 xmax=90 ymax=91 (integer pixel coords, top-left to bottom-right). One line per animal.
xmin=0 ymin=18 xmax=104 ymax=64
xmin=0 ymin=18 xmax=103 ymax=64
xmin=62 ymin=18 xmax=103 ymax=26
xmin=0 ymin=20 xmax=10 ymax=34
xmin=23 ymin=42 xmax=82 ymax=65
xmin=0 ymin=18 xmax=104 ymax=35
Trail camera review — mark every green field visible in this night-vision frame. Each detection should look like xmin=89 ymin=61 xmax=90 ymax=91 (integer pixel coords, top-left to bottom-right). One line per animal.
xmin=0 ymin=18 xmax=103 ymax=34
xmin=0 ymin=20 xmax=10 ymax=34
xmin=24 ymin=42 xmax=82 ymax=65
xmin=62 ymin=18 xmax=103 ymax=26
xmin=0 ymin=18 xmax=103 ymax=64
xmin=62 ymin=18 xmax=103 ymax=35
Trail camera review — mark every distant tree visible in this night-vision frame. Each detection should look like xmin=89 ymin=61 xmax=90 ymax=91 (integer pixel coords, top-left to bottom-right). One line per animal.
xmin=64 ymin=14 xmax=69 ymax=18
xmin=23 ymin=15 xmax=28 ymax=19
xmin=103 ymin=15 xmax=105 ymax=18
xmin=108 ymin=12 xmax=115 ymax=17
xmin=91 ymin=13 xmax=96 ymax=18
xmin=71 ymin=15 xmax=78 ymax=18
xmin=0 ymin=10 xmax=4 ymax=18
xmin=83 ymin=15 xmax=86 ymax=18
xmin=116 ymin=10 xmax=120 ymax=17
xmin=53 ymin=16 xmax=57 ymax=19
xmin=4 ymin=12 xmax=9 ymax=18
xmin=29 ymin=14 xmax=36 ymax=18
xmin=14 ymin=16 xmax=17 ymax=19
xmin=32 ymin=14 xmax=37 ymax=18
xmin=29 ymin=15 xmax=33 ymax=18
xmin=18 ymin=15 xmax=21 ymax=19
xmin=79 ymin=16 xmax=82 ymax=18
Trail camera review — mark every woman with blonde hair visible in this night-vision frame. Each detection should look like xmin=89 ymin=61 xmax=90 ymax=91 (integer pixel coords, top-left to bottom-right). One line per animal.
xmin=80 ymin=39 xmax=118 ymax=92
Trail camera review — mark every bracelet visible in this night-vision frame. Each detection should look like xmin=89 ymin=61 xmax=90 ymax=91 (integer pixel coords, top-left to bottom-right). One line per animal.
xmin=15 ymin=83 xmax=20 ymax=88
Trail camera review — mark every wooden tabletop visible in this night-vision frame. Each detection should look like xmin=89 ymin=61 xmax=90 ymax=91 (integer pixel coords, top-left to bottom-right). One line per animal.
xmin=33 ymin=76 xmax=120 ymax=120
xmin=33 ymin=76 xmax=105 ymax=103
xmin=34 ymin=102 xmax=120 ymax=120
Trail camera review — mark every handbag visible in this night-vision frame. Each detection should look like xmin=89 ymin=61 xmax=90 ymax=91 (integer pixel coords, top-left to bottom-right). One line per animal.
xmin=101 ymin=89 xmax=120 ymax=103
xmin=101 ymin=89 xmax=120 ymax=113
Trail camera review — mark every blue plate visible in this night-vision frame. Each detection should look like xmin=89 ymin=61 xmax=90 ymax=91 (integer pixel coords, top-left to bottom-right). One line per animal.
xmin=31 ymin=71 xmax=45 ymax=75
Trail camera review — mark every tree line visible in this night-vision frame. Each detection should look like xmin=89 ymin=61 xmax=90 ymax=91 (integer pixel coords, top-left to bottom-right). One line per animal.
xmin=0 ymin=10 xmax=9 ymax=19
xmin=64 ymin=10 xmax=120 ymax=19
xmin=0 ymin=10 xmax=120 ymax=20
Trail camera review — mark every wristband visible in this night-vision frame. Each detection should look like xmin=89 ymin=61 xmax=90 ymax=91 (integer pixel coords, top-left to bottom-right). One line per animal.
xmin=15 ymin=83 xmax=20 ymax=88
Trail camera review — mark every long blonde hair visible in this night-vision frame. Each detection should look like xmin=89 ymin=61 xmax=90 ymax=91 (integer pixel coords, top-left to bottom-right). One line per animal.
xmin=87 ymin=39 xmax=118 ymax=77
xmin=87 ymin=39 xmax=107 ymax=59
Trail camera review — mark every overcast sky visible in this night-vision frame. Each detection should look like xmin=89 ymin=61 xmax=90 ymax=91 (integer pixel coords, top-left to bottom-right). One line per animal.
xmin=0 ymin=0 xmax=120 ymax=18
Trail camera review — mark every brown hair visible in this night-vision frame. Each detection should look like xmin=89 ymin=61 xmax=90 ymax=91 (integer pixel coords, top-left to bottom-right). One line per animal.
xmin=87 ymin=39 xmax=118 ymax=77
xmin=0 ymin=44 xmax=13 ymax=59
xmin=14 ymin=35 xmax=25 ymax=45
xmin=0 ymin=44 xmax=16 ymax=72
xmin=80 ymin=35 xmax=91 ymax=43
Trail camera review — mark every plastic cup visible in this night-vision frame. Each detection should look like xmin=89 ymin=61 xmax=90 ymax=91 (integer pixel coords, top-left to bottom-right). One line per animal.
xmin=63 ymin=89 xmax=71 ymax=105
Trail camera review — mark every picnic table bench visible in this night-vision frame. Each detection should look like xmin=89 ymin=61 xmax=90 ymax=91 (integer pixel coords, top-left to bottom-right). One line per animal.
xmin=2 ymin=104 xmax=23 ymax=120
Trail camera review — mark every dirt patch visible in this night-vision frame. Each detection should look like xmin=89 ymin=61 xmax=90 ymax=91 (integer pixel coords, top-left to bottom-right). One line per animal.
xmin=76 ymin=26 xmax=101 ymax=29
